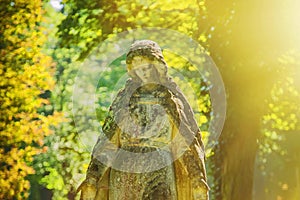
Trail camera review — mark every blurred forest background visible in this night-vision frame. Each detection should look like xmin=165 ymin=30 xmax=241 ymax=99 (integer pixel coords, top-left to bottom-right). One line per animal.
xmin=1 ymin=0 xmax=300 ymax=199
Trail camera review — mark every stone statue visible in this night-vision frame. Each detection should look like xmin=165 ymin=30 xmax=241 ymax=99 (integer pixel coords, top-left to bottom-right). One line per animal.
xmin=78 ymin=40 xmax=209 ymax=200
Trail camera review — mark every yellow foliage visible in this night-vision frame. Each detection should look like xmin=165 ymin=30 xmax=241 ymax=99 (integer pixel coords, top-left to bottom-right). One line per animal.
xmin=0 ymin=0 xmax=62 ymax=199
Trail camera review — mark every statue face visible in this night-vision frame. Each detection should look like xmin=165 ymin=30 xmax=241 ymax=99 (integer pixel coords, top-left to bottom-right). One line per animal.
xmin=130 ymin=56 xmax=159 ymax=83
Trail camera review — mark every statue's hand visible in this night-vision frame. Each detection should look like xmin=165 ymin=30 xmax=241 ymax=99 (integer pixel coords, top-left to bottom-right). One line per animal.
xmin=77 ymin=179 xmax=97 ymax=200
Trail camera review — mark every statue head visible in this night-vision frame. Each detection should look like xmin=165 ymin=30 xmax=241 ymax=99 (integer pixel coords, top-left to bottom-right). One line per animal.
xmin=126 ymin=40 xmax=168 ymax=83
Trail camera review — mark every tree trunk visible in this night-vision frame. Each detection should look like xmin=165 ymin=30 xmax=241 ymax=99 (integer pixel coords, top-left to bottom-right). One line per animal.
xmin=206 ymin=1 xmax=286 ymax=198
xmin=217 ymin=93 xmax=264 ymax=200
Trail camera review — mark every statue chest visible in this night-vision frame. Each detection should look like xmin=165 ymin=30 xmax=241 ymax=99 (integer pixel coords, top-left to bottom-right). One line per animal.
xmin=119 ymin=93 xmax=173 ymax=148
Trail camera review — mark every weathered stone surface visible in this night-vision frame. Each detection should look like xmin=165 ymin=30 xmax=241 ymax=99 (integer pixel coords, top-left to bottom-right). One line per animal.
xmin=78 ymin=40 xmax=209 ymax=200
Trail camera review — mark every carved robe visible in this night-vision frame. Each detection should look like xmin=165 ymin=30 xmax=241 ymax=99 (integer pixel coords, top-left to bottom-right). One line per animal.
xmin=79 ymin=40 xmax=209 ymax=200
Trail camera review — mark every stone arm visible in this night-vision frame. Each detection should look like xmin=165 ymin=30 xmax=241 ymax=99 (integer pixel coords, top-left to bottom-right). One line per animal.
xmin=177 ymin=104 xmax=209 ymax=200
xmin=166 ymin=90 xmax=209 ymax=199
xmin=174 ymin=119 xmax=209 ymax=199
xmin=77 ymin=109 xmax=119 ymax=199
